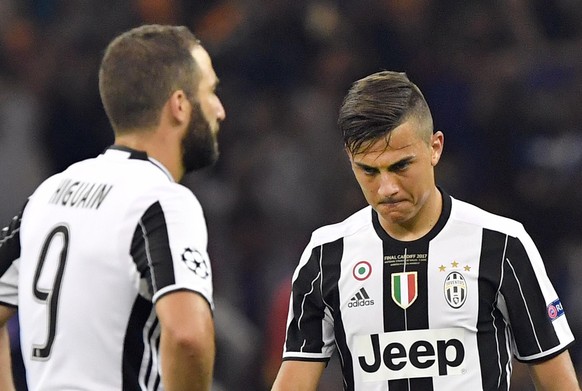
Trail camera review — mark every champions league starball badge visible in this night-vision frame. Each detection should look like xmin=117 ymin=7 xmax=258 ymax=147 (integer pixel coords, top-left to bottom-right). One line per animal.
xmin=181 ymin=247 xmax=210 ymax=279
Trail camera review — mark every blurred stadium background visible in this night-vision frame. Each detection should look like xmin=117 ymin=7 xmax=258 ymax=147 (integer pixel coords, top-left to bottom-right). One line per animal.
xmin=1 ymin=1 xmax=581 ymax=390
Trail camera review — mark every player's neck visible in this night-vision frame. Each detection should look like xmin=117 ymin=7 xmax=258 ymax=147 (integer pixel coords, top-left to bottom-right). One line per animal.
xmin=114 ymin=132 xmax=184 ymax=182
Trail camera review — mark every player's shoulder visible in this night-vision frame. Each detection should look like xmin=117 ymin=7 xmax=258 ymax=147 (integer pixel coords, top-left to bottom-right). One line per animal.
xmin=449 ymin=196 xmax=525 ymax=237
xmin=309 ymin=205 xmax=373 ymax=247
xmin=31 ymin=152 xmax=201 ymax=211
xmin=121 ymin=172 xmax=202 ymax=217
xmin=148 ymin=181 xmax=202 ymax=212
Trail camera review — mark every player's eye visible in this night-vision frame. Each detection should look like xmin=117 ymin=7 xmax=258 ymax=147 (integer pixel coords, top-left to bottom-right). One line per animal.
xmin=361 ymin=166 xmax=378 ymax=176
xmin=391 ymin=159 xmax=412 ymax=172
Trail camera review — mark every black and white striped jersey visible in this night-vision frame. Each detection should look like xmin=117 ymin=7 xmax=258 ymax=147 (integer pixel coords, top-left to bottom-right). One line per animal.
xmin=0 ymin=146 xmax=213 ymax=390
xmin=282 ymin=190 xmax=574 ymax=391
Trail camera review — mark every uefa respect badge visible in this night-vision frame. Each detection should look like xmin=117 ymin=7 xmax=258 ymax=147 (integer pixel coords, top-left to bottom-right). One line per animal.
xmin=547 ymin=299 xmax=565 ymax=321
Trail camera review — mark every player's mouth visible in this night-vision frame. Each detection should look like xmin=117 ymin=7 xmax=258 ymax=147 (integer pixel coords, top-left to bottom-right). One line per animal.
xmin=378 ymin=197 xmax=404 ymax=205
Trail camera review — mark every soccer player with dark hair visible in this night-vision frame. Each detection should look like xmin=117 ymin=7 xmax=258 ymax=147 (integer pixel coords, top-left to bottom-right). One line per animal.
xmin=0 ymin=24 xmax=225 ymax=390
xmin=272 ymin=71 xmax=579 ymax=391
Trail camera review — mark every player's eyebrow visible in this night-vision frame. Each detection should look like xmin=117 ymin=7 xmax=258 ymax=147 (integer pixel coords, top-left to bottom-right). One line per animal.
xmin=354 ymin=155 xmax=415 ymax=172
xmin=354 ymin=161 xmax=375 ymax=170
xmin=388 ymin=156 xmax=415 ymax=169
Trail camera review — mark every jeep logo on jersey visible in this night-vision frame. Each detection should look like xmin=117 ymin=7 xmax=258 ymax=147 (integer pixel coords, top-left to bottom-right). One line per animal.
xmin=181 ymin=248 xmax=209 ymax=278
xmin=355 ymin=328 xmax=466 ymax=382
xmin=444 ymin=272 xmax=467 ymax=308
xmin=391 ymin=272 xmax=417 ymax=309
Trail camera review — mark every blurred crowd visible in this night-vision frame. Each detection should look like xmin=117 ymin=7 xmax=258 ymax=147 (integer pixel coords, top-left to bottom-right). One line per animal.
xmin=1 ymin=0 xmax=582 ymax=390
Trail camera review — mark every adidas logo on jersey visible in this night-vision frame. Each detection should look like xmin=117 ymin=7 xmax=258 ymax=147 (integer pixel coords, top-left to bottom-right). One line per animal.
xmin=348 ymin=288 xmax=375 ymax=308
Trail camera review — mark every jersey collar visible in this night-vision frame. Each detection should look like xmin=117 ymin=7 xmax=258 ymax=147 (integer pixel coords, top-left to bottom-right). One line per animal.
xmin=103 ymin=145 xmax=174 ymax=182
xmin=371 ymin=187 xmax=452 ymax=244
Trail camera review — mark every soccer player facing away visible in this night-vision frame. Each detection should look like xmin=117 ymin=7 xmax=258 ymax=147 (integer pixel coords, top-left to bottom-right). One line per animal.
xmin=272 ymin=71 xmax=579 ymax=391
xmin=0 ymin=24 xmax=225 ymax=391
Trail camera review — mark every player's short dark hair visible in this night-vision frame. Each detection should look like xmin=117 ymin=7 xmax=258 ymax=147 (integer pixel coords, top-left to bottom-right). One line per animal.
xmin=99 ymin=24 xmax=201 ymax=133
xmin=338 ymin=71 xmax=434 ymax=154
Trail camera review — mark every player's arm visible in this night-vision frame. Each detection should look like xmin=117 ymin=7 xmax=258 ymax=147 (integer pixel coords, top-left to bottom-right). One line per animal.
xmin=0 ymin=207 xmax=22 ymax=391
xmin=156 ymin=290 xmax=215 ymax=391
xmin=271 ymin=360 xmax=326 ymax=391
xmin=0 ymin=305 xmax=16 ymax=391
xmin=528 ymin=350 xmax=580 ymax=391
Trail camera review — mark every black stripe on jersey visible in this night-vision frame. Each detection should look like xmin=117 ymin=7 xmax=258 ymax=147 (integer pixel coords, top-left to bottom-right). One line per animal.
xmin=286 ymin=246 xmax=326 ymax=354
xmin=372 ymin=195 xmax=451 ymax=391
xmin=320 ymin=239 xmax=355 ymax=391
xmin=123 ymin=295 xmax=154 ymax=390
xmin=381 ymin=238 xmax=433 ymax=391
xmin=131 ymin=202 xmax=176 ymax=296
xmin=142 ymin=316 xmax=161 ymax=389
xmin=0 ymin=204 xmax=25 ymax=278
xmin=153 ymin=374 xmax=161 ymax=390
xmin=503 ymin=235 xmax=561 ymax=356
xmin=477 ymin=229 xmax=511 ymax=391
xmin=379 ymin=239 xmax=431 ymax=332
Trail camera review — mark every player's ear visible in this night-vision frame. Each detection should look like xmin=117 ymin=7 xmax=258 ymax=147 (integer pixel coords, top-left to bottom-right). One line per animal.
xmin=168 ymin=90 xmax=189 ymax=125
xmin=430 ymin=130 xmax=444 ymax=166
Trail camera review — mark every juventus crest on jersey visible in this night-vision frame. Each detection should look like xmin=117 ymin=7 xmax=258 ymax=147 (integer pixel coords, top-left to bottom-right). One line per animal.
xmin=282 ymin=191 xmax=574 ymax=391
xmin=0 ymin=146 xmax=214 ymax=390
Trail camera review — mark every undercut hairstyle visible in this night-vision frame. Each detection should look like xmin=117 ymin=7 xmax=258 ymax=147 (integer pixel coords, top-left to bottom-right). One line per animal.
xmin=338 ymin=71 xmax=434 ymax=154
xmin=99 ymin=25 xmax=201 ymax=133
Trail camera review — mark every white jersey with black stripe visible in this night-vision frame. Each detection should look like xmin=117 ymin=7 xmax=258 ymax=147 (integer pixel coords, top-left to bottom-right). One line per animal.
xmin=0 ymin=146 xmax=213 ymax=390
xmin=282 ymin=190 xmax=574 ymax=391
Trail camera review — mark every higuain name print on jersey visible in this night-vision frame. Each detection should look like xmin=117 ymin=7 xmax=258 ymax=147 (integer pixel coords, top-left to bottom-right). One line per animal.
xmin=48 ymin=178 xmax=113 ymax=210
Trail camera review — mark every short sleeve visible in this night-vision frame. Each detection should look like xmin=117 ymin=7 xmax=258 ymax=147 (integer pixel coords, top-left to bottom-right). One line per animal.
xmin=501 ymin=232 xmax=574 ymax=362
xmin=130 ymin=186 xmax=213 ymax=310
xmin=282 ymin=244 xmax=336 ymax=362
